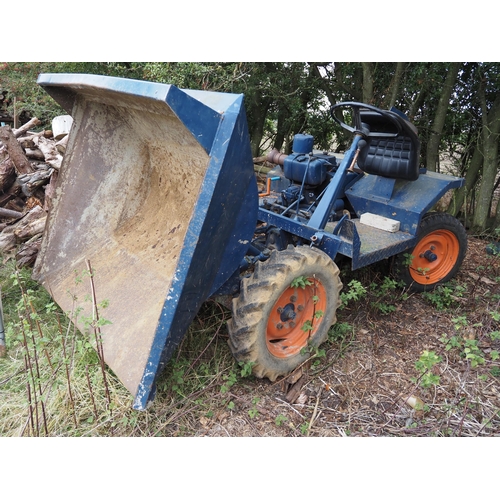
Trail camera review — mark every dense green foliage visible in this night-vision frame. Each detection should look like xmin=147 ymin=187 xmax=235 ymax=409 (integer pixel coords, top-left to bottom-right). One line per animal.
xmin=1 ymin=62 xmax=499 ymax=231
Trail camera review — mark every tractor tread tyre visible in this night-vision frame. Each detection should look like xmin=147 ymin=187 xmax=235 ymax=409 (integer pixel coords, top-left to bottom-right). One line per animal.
xmin=394 ymin=212 xmax=467 ymax=292
xmin=227 ymin=245 xmax=342 ymax=381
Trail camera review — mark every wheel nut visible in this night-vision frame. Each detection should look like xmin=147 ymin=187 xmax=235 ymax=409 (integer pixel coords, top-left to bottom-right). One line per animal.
xmin=276 ymin=323 xmax=283 ymax=330
xmin=290 ymin=295 xmax=296 ymax=303
xmin=297 ymin=305 xmax=304 ymax=312
xmin=277 ymin=307 xmax=283 ymax=314
xmin=289 ymin=321 xmax=296 ymax=328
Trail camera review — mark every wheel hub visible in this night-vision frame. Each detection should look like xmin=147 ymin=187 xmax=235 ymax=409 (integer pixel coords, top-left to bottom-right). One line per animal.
xmin=409 ymin=229 xmax=459 ymax=285
xmin=279 ymin=303 xmax=296 ymax=322
xmin=266 ymin=278 xmax=327 ymax=358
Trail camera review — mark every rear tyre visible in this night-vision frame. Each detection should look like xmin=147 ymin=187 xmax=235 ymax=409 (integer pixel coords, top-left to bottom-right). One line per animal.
xmin=227 ymin=245 xmax=342 ymax=381
xmin=394 ymin=212 xmax=467 ymax=292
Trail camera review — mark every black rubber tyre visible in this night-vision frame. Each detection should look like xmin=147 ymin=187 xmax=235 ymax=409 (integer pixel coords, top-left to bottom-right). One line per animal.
xmin=227 ymin=245 xmax=342 ymax=381
xmin=394 ymin=212 xmax=467 ymax=292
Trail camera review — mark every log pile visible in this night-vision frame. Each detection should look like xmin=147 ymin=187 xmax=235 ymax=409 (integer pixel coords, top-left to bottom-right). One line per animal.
xmin=0 ymin=117 xmax=65 ymax=267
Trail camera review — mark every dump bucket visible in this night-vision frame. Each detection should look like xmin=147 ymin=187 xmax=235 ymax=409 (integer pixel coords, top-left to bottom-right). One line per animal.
xmin=33 ymin=74 xmax=258 ymax=409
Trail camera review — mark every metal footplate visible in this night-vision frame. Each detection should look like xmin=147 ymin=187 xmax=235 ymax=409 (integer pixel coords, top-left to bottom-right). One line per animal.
xmin=327 ymin=218 xmax=416 ymax=270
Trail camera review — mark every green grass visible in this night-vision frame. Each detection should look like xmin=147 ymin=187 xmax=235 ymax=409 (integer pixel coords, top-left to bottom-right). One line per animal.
xmin=0 ymin=259 xmax=240 ymax=436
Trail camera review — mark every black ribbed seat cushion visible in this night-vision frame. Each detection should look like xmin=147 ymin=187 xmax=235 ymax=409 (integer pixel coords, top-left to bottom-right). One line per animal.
xmin=357 ymin=110 xmax=420 ymax=181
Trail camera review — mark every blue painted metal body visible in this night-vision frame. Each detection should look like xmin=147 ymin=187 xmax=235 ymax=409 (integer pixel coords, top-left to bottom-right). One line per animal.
xmin=257 ymin=133 xmax=464 ymax=270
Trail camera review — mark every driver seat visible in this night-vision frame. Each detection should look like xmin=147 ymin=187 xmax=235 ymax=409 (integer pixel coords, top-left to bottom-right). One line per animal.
xmin=356 ymin=109 xmax=421 ymax=181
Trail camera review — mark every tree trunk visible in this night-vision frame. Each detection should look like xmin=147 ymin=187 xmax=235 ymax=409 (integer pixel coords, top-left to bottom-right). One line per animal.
xmin=273 ymin=108 xmax=288 ymax=153
xmin=425 ymin=62 xmax=461 ymax=172
xmin=361 ymin=62 xmax=374 ymax=104
xmin=249 ymin=104 xmax=269 ymax=158
xmin=448 ymin=137 xmax=483 ymax=219
xmin=472 ymin=90 xmax=500 ymax=230
xmin=387 ymin=62 xmax=406 ymax=109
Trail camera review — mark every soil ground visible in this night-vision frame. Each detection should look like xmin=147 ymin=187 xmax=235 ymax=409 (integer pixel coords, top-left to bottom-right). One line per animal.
xmin=180 ymin=236 xmax=500 ymax=437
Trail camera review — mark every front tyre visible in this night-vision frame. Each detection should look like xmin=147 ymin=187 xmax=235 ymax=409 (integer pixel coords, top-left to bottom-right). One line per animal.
xmin=394 ymin=212 xmax=467 ymax=292
xmin=227 ymin=245 xmax=342 ymax=381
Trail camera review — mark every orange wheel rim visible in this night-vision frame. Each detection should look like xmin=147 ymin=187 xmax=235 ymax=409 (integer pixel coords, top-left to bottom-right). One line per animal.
xmin=409 ymin=229 xmax=460 ymax=285
xmin=266 ymin=278 xmax=328 ymax=358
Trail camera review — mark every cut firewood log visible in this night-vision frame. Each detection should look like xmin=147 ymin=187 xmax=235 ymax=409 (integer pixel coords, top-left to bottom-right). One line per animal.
xmin=16 ymin=236 xmax=42 ymax=267
xmin=0 ymin=183 xmax=25 ymax=213
xmin=0 ymin=205 xmax=46 ymax=252
xmin=0 ymin=207 xmax=23 ymax=220
xmin=0 ymin=224 xmax=17 ymax=252
xmin=0 ymin=125 xmax=34 ymax=174
xmin=13 ymin=117 xmax=41 ymax=138
xmin=55 ymin=134 xmax=69 ymax=155
xmin=33 ymin=135 xmax=62 ymax=170
xmin=16 ymin=136 xmax=36 ymax=149
xmin=13 ymin=206 xmax=46 ymax=241
xmin=25 ymin=148 xmax=45 ymax=161
xmin=0 ymin=205 xmax=47 ymax=252
xmin=0 ymin=156 xmax=17 ymax=193
xmin=43 ymin=168 xmax=58 ymax=212
xmin=18 ymin=167 xmax=54 ymax=198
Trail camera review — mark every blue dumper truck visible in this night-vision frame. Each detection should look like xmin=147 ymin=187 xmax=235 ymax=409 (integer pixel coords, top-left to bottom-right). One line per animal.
xmin=33 ymin=74 xmax=467 ymax=409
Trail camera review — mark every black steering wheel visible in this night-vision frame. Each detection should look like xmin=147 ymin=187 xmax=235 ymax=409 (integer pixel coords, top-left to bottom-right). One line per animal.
xmin=330 ymin=102 xmax=403 ymax=138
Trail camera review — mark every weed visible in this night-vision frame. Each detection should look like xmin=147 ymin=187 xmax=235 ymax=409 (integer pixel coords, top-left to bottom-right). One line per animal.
xmin=275 ymin=414 xmax=288 ymax=426
xmin=490 ymin=331 xmax=500 ymax=341
xmin=422 ymin=282 xmax=465 ymax=310
xmin=328 ymin=321 xmax=353 ymax=342
xmin=402 ymin=253 xmax=414 ymax=267
xmin=301 ymin=319 xmax=314 ymax=334
xmin=440 ymin=334 xmax=462 ymax=351
xmin=248 ymin=397 xmax=260 ymax=419
xmin=375 ymin=302 xmax=397 ymax=314
xmin=452 ymin=315 xmax=468 ymax=331
xmin=290 ymin=276 xmax=313 ymax=289
xmin=463 ymin=339 xmax=485 ymax=367
xmin=340 ymin=280 xmax=367 ymax=308
xmin=440 ymin=331 xmax=491 ymax=368
xmin=220 ymin=370 xmax=238 ymax=394
xmin=413 ymin=350 xmax=442 ymax=388
xmin=490 ymin=311 xmax=500 ymax=322
xmin=239 ymin=361 xmax=254 ymax=378
xmin=220 ymin=360 xmax=254 ymax=393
